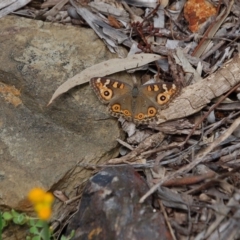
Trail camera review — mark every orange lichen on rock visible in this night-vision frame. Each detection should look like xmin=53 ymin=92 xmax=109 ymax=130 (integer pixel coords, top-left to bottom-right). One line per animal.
xmin=184 ymin=0 xmax=217 ymax=32
xmin=0 ymin=83 xmax=22 ymax=107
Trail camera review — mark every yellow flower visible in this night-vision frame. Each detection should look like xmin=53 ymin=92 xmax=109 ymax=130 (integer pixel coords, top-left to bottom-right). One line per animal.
xmin=28 ymin=188 xmax=46 ymax=203
xmin=38 ymin=206 xmax=52 ymax=221
xmin=44 ymin=192 xmax=54 ymax=203
xmin=28 ymin=188 xmax=54 ymax=221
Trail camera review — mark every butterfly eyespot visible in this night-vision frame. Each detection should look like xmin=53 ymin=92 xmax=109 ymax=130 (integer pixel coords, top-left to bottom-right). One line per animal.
xmin=123 ymin=110 xmax=131 ymax=116
xmin=104 ymin=90 xmax=110 ymax=96
xmin=136 ymin=113 xmax=145 ymax=120
xmin=157 ymin=93 xmax=169 ymax=104
xmin=100 ymin=88 xmax=113 ymax=100
xmin=111 ymin=104 xmax=121 ymax=112
xmin=148 ymin=107 xmax=157 ymax=117
xmin=160 ymin=96 xmax=166 ymax=101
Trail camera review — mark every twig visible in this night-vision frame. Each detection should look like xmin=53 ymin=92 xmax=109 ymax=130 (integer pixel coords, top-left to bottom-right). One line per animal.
xmin=159 ymin=200 xmax=177 ymax=240
xmin=201 ymin=17 xmax=240 ymax=60
xmin=65 ymin=194 xmax=81 ymax=205
xmin=195 ymin=191 xmax=240 ymax=239
xmin=203 ymin=111 xmax=237 ymax=136
xmin=183 ymin=82 xmax=240 ymax=146
xmin=108 ymin=132 xmax=164 ymax=164
xmin=116 ymin=138 xmax=133 ymax=150
xmin=187 ymin=166 xmax=240 ymax=195
xmin=161 ymin=171 xmax=216 ymax=187
xmin=140 ymin=116 xmax=240 ymax=203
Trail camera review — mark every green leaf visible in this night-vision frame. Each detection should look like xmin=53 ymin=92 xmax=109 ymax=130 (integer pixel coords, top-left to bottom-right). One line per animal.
xmin=70 ymin=230 xmax=75 ymax=238
xmin=13 ymin=213 xmax=27 ymax=225
xmin=11 ymin=209 xmax=20 ymax=218
xmin=2 ymin=212 xmax=13 ymax=221
xmin=29 ymin=219 xmax=45 ymax=229
xmin=0 ymin=212 xmax=3 ymax=240
xmin=0 ymin=213 xmax=8 ymax=230
xmin=60 ymin=230 xmax=75 ymax=240
xmin=29 ymin=218 xmax=37 ymax=227
xmin=29 ymin=226 xmax=40 ymax=235
xmin=70 ymin=230 xmax=75 ymax=237
xmin=35 ymin=220 xmax=45 ymax=228
xmin=32 ymin=236 xmax=41 ymax=240
xmin=39 ymin=226 xmax=51 ymax=240
xmin=2 ymin=219 xmax=8 ymax=228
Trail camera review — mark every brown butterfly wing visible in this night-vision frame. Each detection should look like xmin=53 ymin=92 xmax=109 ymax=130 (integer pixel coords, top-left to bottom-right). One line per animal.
xmin=90 ymin=77 xmax=134 ymax=121
xmin=140 ymin=82 xmax=181 ymax=109
xmin=131 ymin=82 xmax=181 ymax=124
xmin=90 ymin=78 xmax=181 ymax=124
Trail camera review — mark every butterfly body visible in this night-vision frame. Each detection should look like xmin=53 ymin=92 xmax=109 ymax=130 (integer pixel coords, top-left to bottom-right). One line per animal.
xmin=90 ymin=77 xmax=181 ymax=124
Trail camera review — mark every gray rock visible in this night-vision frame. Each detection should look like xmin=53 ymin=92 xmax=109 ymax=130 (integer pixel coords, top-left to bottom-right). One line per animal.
xmin=0 ymin=16 xmax=124 ymax=211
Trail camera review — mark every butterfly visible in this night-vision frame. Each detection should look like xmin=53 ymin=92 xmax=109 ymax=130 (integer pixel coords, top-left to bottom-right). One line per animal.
xmin=90 ymin=77 xmax=181 ymax=124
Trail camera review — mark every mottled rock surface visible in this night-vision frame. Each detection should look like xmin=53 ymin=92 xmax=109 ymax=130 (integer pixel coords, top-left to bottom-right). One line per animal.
xmin=0 ymin=16 xmax=126 ymax=212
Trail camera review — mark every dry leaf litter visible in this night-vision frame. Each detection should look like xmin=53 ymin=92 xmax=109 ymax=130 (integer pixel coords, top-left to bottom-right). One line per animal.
xmin=2 ymin=0 xmax=240 ymax=239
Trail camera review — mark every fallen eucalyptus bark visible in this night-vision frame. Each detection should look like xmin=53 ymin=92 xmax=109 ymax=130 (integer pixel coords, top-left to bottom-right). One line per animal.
xmin=156 ymin=53 xmax=240 ymax=124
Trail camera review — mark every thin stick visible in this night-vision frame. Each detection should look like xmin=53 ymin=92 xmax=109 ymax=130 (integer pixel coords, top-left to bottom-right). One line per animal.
xmin=140 ymin=115 xmax=240 ymax=203
xmin=183 ymin=82 xmax=240 ymax=146
xmin=159 ymin=200 xmax=177 ymax=240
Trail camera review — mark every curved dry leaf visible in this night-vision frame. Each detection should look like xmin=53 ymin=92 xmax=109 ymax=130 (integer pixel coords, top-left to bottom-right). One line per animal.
xmin=48 ymin=53 xmax=163 ymax=105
